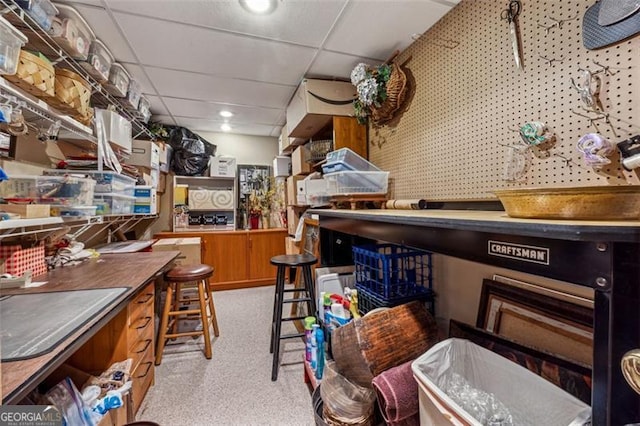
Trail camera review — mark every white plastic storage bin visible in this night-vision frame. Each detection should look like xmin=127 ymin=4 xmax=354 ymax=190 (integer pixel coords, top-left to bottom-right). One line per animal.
xmin=44 ymin=170 xmax=136 ymax=196
xmin=412 ymin=339 xmax=591 ymax=426
xmin=95 ymin=109 xmax=132 ymax=153
xmin=137 ymin=96 xmax=151 ymax=123
xmin=324 ymin=171 xmax=389 ymax=195
xmin=50 ymin=205 xmax=97 ymax=217
xmin=106 ymin=63 xmax=130 ymax=98
xmin=134 ymin=185 xmax=153 ymax=199
xmin=0 ymin=17 xmax=27 ymax=75
xmin=93 ymin=193 xmax=135 ymax=215
xmin=80 ymin=39 xmax=113 ymax=83
xmin=16 ymin=0 xmax=58 ymax=31
xmin=49 ymin=4 xmax=95 ymax=61
xmin=323 ymin=148 xmax=380 ymax=174
xmin=1 ymin=175 xmax=95 ymax=206
xmin=124 ymin=78 xmax=141 ymax=110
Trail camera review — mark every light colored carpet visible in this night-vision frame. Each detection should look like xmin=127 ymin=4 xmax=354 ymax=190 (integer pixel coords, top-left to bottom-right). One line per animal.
xmin=137 ymin=286 xmax=315 ymax=426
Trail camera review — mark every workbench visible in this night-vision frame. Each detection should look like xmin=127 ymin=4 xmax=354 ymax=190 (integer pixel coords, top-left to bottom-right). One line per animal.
xmin=312 ymin=208 xmax=640 ymax=426
xmin=0 ymin=251 xmax=179 ymax=406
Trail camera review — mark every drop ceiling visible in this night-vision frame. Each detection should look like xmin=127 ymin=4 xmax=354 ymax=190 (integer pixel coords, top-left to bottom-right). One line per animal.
xmin=61 ymin=0 xmax=460 ymax=137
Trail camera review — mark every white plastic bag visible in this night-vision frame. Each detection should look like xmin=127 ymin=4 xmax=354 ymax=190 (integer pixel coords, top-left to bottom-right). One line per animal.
xmin=412 ymin=338 xmax=591 ymax=426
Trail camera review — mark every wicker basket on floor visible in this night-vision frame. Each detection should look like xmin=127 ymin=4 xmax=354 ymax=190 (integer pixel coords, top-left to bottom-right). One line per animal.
xmin=331 ymin=300 xmax=438 ymax=388
xmin=4 ymin=50 xmax=55 ymax=98
xmin=49 ymin=67 xmax=92 ymax=119
xmin=370 ymin=63 xmax=407 ymax=125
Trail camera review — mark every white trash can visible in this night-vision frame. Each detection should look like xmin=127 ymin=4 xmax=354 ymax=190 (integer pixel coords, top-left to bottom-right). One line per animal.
xmin=411 ymin=338 xmax=591 ymax=426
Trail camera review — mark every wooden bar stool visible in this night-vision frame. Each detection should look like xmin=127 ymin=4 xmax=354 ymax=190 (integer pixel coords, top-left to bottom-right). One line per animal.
xmin=270 ymin=253 xmax=317 ymax=381
xmin=155 ymin=264 xmax=220 ymax=365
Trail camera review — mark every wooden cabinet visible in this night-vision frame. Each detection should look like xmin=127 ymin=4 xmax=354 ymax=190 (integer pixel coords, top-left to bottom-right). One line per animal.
xmin=68 ymin=281 xmax=156 ymax=417
xmin=332 ymin=116 xmax=367 ymax=159
xmin=155 ymin=229 xmax=287 ymax=290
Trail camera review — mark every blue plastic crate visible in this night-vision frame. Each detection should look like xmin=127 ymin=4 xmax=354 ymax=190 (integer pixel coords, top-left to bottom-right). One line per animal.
xmin=356 ymin=285 xmax=434 ymax=315
xmin=353 ymin=243 xmax=433 ymax=301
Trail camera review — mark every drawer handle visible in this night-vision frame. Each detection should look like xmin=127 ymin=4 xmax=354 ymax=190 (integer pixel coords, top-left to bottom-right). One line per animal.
xmin=136 ymin=293 xmax=154 ymax=304
xmin=133 ymin=338 xmax=152 ymax=354
xmin=134 ymin=361 xmax=153 ymax=379
xmin=134 ymin=316 xmax=152 ymax=330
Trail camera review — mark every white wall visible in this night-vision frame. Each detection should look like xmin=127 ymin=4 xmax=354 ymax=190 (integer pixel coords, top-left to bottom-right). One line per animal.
xmin=197 ymin=132 xmax=278 ymax=166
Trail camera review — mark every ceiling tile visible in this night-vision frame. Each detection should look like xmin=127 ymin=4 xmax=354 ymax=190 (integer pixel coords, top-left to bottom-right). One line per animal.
xmin=145 ymin=95 xmax=169 ymax=116
xmin=113 ymin=12 xmax=317 ymax=85
xmin=173 ymin=117 xmax=275 ymax=136
xmin=325 ymin=0 xmax=452 ymax=59
xmin=145 ymin=67 xmax=294 ymax=109
xmin=163 ymin=98 xmax=283 ymax=125
xmin=307 ymin=51 xmax=384 ymax=80
xmin=103 ymin=0 xmax=347 ymax=47
xmin=68 ymin=4 xmax=137 ymax=63
xmin=121 ymin=63 xmax=156 ymax=95
xmin=270 ymin=126 xmax=282 ymax=138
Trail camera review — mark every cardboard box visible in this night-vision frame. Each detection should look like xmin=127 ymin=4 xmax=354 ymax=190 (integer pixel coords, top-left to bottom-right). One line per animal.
xmin=286 ymin=79 xmax=356 ymax=139
xmin=286 ymin=175 xmax=304 ymax=206
xmin=298 ymin=178 xmax=328 ymax=206
xmin=273 ymin=155 xmax=291 ymax=177
xmin=287 ymin=206 xmax=303 ymax=236
xmin=285 ymin=236 xmax=300 ymax=255
xmin=0 ymin=204 xmax=50 ymax=218
xmin=129 ymin=140 xmax=160 ymax=168
xmin=209 ymin=156 xmax=236 ymax=177
xmin=157 ymin=172 xmax=167 ymax=194
xmin=291 ymin=144 xmax=311 ymax=176
xmin=139 ymin=166 xmax=159 ymax=188
xmin=152 ymin=237 xmax=201 ymax=265
xmin=159 ymin=143 xmax=173 ymax=173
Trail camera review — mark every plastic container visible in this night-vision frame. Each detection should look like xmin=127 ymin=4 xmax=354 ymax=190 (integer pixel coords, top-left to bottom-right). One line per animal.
xmin=322 ymin=148 xmax=380 ymax=174
xmin=137 ymin=96 xmax=151 ymax=123
xmin=134 ymin=185 xmax=153 ymax=199
xmin=412 ymin=339 xmax=592 ymax=426
xmin=16 ymin=0 xmax=58 ymax=31
xmin=44 ymin=170 xmax=136 ymax=196
xmin=324 ymin=171 xmax=389 ymax=195
xmin=124 ymin=78 xmax=141 ymax=110
xmin=80 ymin=39 xmax=113 ymax=83
xmin=356 ymin=285 xmax=432 ymax=315
xmin=133 ymin=204 xmax=153 ymax=214
xmin=106 ymin=63 xmax=130 ymax=97
xmin=93 ymin=193 xmax=135 ymax=215
xmin=353 ymin=243 xmax=433 ymax=302
xmin=0 ymin=17 xmax=28 ymax=75
xmin=1 ymin=175 xmax=95 ymax=206
xmin=49 ymin=4 xmax=94 ymax=60
xmin=51 ymin=205 xmax=97 ymax=217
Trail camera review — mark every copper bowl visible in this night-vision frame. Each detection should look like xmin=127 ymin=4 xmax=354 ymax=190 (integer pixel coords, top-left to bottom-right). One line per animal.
xmin=494 ymin=186 xmax=640 ymax=220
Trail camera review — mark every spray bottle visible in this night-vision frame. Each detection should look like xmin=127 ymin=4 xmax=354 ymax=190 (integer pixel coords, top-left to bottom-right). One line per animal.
xmin=304 ymin=316 xmax=315 ymax=362
xmin=311 ymin=324 xmax=320 ymax=370
xmin=315 ymin=326 xmax=325 ymax=380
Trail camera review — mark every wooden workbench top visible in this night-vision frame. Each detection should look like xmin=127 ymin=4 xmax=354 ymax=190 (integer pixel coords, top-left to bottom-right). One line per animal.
xmin=0 ymin=251 xmax=179 ymax=403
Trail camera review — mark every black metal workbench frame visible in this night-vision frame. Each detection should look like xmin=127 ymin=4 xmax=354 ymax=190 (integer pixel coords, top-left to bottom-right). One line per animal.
xmin=314 ymin=209 xmax=640 ymax=426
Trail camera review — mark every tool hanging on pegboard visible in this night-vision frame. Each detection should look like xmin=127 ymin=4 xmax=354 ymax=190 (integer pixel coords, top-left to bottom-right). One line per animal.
xmin=501 ymin=0 xmax=524 ymax=70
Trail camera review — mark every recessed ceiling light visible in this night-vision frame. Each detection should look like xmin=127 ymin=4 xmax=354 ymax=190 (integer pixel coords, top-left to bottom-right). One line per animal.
xmin=220 ymin=110 xmax=234 ymax=118
xmin=221 ymin=123 xmax=232 ymax=132
xmin=239 ymin=0 xmax=277 ymax=14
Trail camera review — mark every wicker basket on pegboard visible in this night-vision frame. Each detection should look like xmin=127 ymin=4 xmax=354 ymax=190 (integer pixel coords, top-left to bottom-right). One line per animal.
xmin=370 ymin=63 xmax=407 ymax=125
xmin=4 ymin=50 xmax=55 ymax=98
xmin=49 ymin=67 xmax=92 ymax=120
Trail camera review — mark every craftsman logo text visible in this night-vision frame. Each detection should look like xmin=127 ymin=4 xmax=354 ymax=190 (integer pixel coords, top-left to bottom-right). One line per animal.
xmin=488 ymin=241 xmax=549 ymax=265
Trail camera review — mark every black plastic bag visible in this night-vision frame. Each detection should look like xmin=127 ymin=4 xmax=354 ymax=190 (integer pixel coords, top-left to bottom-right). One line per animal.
xmin=168 ymin=127 xmax=216 ymax=176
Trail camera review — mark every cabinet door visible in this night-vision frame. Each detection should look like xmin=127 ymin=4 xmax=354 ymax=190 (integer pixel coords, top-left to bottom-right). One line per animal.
xmin=204 ymin=233 xmax=248 ymax=284
xmin=248 ymin=231 xmax=287 ymax=280
xmin=333 ymin=116 xmax=367 ymax=159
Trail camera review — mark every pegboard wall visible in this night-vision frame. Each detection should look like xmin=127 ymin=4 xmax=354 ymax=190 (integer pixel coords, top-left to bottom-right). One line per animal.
xmin=370 ymin=0 xmax=640 ymax=201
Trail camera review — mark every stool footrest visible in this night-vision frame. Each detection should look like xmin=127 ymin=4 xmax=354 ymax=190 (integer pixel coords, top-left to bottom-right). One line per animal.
xmin=165 ymin=330 xmax=203 ymax=338
xmin=168 ymin=309 xmax=201 ymax=316
xmin=280 ymin=315 xmax=308 ymax=322
xmin=282 ymin=297 xmax=311 ymax=304
xmin=279 ymin=332 xmax=305 ymax=340
xmin=282 ymin=288 xmax=304 ymax=293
